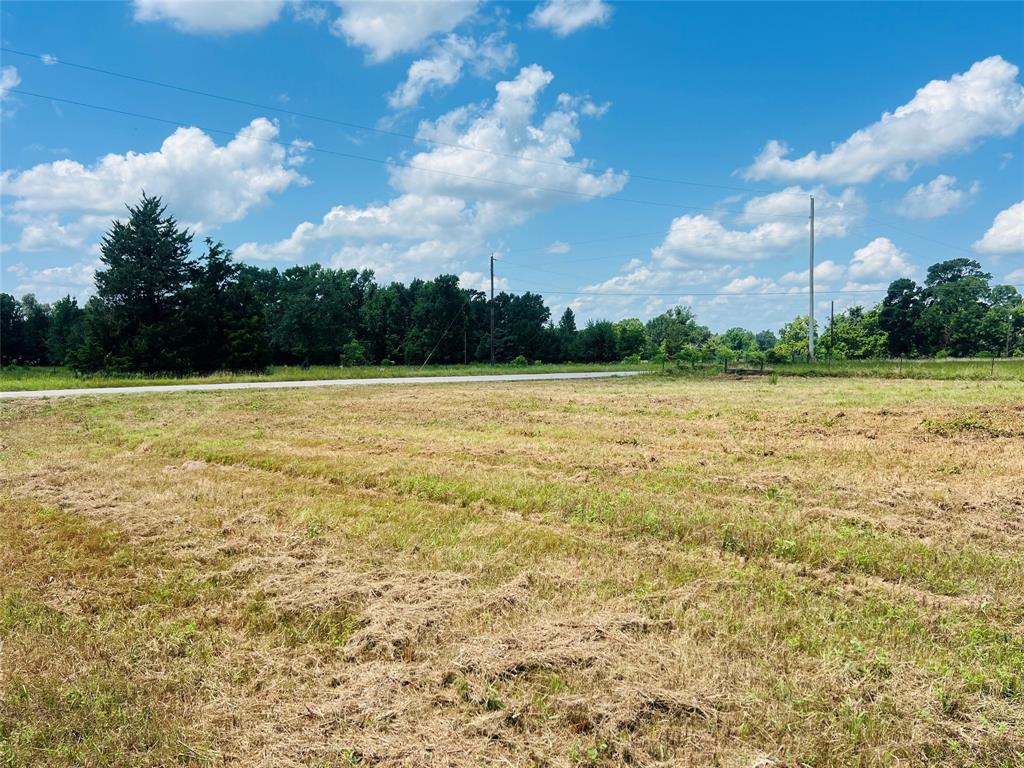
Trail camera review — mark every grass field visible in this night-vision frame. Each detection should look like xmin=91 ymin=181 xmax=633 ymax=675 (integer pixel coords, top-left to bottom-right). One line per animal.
xmin=1 ymin=376 xmax=1022 ymax=767
xmin=0 ymin=362 xmax=652 ymax=392
xmin=2 ymin=358 xmax=1022 ymax=392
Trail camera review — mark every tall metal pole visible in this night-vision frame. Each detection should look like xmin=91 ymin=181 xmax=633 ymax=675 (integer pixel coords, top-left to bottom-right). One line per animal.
xmin=829 ymin=300 xmax=834 ymax=369
xmin=808 ymin=195 xmax=816 ymax=362
xmin=489 ymin=253 xmax=495 ymax=364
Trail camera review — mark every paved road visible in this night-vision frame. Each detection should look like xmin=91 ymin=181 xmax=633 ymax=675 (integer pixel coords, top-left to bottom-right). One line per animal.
xmin=0 ymin=370 xmax=643 ymax=399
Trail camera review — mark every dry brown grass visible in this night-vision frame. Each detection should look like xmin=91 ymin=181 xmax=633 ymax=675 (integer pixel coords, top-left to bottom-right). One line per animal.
xmin=1 ymin=375 xmax=1022 ymax=767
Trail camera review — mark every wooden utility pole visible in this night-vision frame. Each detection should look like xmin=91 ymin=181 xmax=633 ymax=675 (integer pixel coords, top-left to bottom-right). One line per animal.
xmin=489 ymin=253 xmax=495 ymax=364
xmin=829 ymin=300 xmax=834 ymax=369
xmin=808 ymin=195 xmax=815 ymax=362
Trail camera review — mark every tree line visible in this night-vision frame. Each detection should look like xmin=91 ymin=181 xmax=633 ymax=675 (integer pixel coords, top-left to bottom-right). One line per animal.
xmin=1 ymin=195 xmax=1021 ymax=371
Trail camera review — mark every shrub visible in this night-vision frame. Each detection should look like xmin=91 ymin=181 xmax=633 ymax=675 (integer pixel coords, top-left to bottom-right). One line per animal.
xmin=339 ymin=340 xmax=368 ymax=367
xmin=511 ymin=355 xmax=529 ymax=367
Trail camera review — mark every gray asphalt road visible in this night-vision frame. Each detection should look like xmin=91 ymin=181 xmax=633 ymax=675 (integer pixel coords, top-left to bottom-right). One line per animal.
xmin=0 ymin=370 xmax=643 ymax=399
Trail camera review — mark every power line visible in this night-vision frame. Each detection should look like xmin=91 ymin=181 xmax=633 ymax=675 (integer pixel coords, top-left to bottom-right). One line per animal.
xmin=0 ymin=45 xmax=808 ymax=199
xmin=4 ymin=87 xmax=811 ymax=219
xmin=859 ymin=216 xmax=977 ymax=257
xmin=504 ymin=287 xmax=895 ymax=298
xmin=519 ymin=284 xmax=1024 ymax=298
xmin=498 ymin=215 xmax=978 ymax=265
xmin=0 ymin=52 xmax=982 ymax=258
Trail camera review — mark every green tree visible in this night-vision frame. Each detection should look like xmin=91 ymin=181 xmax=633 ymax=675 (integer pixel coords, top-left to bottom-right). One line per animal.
xmin=18 ymin=294 xmax=51 ymax=365
xmin=556 ymin=307 xmax=578 ymax=362
xmin=754 ymin=329 xmax=777 ymax=352
xmin=46 ymin=296 xmax=85 ymax=366
xmin=406 ymin=275 xmax=475 ymax=365
xmin=613 ymin=318 xmax=647 ymax=359
xmin=576 ymin=320 xmax=618 ymax=362
xmin=819 ymin=306 xmax=888 ymax=359
xmin=1 ymin=293 xmax=27 ymax=365
xmin=361 ymin=281 xmax=411 ymax=363
xmin=721 ymin=327 xmax=756 ymax=353
xmin=773 ymin=315 xmax=818 ymax=361
xmin=175 ymin=239 xmax=271 ymax=372
xmin=879 ymin=279 xmax=923 ymax=357
xmin=78 ymin=194 xmax=195 ymax=372
xmin=645 ymin=306 xmax=710 ymax=359
xmin=918 ymin=259 xmax=992 ymax=356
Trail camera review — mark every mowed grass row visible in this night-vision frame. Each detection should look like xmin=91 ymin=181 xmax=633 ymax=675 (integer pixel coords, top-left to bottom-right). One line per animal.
xmin=1 ymin=376 xmax=1022 ymax=767
xmin=0 ymin=362 xmax=652 ymax=391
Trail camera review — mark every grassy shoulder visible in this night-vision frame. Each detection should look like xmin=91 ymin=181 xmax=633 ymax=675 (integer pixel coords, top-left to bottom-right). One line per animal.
xmin=0 ymin=361 xmax=653 ymax=391
xmin=772 ymin=356 xmax=1024 ymax=381
xmin=3 ymin=357 xmax=1023 ymax=392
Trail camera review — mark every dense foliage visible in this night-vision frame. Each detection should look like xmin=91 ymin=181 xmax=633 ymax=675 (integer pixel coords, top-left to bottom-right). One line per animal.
xmin=1 ymin=196 xmax=1021 ymax=372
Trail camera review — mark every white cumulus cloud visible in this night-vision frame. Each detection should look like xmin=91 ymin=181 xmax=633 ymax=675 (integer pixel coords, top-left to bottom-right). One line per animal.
xmin=530 ymin=0 xmax=612 ymax=37
xmin=652 ymin=186 xmax=863 ymax=267
xmin=746 ymin=56 xmax=1024 ymax=184
xmin=132 ymin=0 xmax=285 ymax=33
xmin=1 ymin=66 xmax=22 ymax=114
xmin=3 ymin=259 xmax=100 ymax=302
xmin=1 ymin=118 xmax=307 ymax=253
xmin=847 ymin=237 xmax=914 ymax=283
xmin=973 ymin=201 xmax=1024 ymax=254
xmin=897 ymin=174 xmax=978 ymax=219
xmin=388 ymin=64 xmax=626 ymax=227
xmin=332 ymin=0 xmax=478 ymax=62
xmin=238 ymin=65 xmax=625 ymax=278
xmin=388 ymin=32 xmax=516 ymax=110
xmin=458 ymin=270 xmax=508 ymax=293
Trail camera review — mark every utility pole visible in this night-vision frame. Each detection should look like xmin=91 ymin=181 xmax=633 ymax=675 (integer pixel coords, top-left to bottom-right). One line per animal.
xmin=808 ymin=195 xmax=815 ymax=362
xmin=1007 ymin=313 xmax=1014 ymax=359
xmin=489 ymin=253 xmax=495 ymax=364
xmin=829 ymin=300 xmax=835 ymax=369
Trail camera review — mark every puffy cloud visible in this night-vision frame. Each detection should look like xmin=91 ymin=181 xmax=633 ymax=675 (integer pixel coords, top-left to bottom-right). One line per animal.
xmin=1 ymin=66 xmax=21 ymax=114
xmin=388 ymin=33 xmax=516 ymax=110
xmin=530 ymin=0 xmax=612 ymax=37
xmin=778 ymin=259 xmax=845 ymax=285
xmin=0 ymin=66 xmax=20 ymax=93
xmin=651 ymin=215 xmax=797 ymax=264
xmin=132 ymin=0 xmax=285 ymax=33
xmin=332 ymin=1 xmax=478 ymax=62
xmin=549 ymin=185 xmax=865 ymax=323
xmin=847 ymin=237 xmax=914 ymax=282
xmin=746 ymin=56 xmax=1024 ymax=184
xmin=458 ymin=270 xmax=508 ymax=293
xmin=238 ymin=65 xmax=624 ymax=277
xmin=2 ymin=118 xmax=307 ymax=255
xmin=0 ymin=217 xmax=94 ymax=253
xmin=289 ymin=0 xmax=330 ymax=24
xmin=973 ymin=201 xmax=1024 ymax=254
xmin=1004 ymin=267 xmax=1024 ymax=284
xmin=389 ymin=65 xmax=626 ymax=226
xmin=235 ymin=194 xmax=470 ymax=261
xmin=4 ymin=259 xmax=100 ymax=302
xmin=653 ymin=186 xmax=863 ymax=266
xmin=738 ymin=186 xmax=864 ymax=237
xmin=897 ymin=174 xmax=978 ymax=219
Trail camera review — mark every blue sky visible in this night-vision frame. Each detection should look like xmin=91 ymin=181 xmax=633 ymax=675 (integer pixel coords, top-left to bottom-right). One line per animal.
xmin=1 ymin=0 xmax=1022 ymax=331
